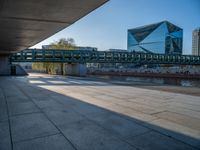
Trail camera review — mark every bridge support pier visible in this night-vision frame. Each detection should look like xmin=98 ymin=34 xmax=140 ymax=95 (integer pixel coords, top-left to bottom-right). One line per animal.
xmin=63 ymin=63 xmax=87 ymax=76
xmin=0 ymin=55 xmax=11 ymax=75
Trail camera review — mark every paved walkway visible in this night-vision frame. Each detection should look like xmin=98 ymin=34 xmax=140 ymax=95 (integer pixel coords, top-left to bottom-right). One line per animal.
xmin=0 ymin=73 xmax=200 ymax=150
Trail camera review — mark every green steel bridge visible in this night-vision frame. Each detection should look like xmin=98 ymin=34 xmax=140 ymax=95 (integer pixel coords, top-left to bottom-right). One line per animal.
xmin=10 ymin=49 xmax=200 ymax=65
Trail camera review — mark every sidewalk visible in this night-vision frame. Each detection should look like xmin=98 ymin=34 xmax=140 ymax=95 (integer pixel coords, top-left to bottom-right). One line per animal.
xmin=0 ymin=73 xmax=199 ymax=150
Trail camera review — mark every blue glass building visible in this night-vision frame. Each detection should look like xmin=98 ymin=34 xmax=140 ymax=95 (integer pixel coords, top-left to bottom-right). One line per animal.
xmin=127 ymin=21 xmax=183 ymax=54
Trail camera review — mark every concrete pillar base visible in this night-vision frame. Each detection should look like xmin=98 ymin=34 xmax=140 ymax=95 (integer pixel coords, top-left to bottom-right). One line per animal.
xmin=63 ymin=63 xmax=87 ymax=76
xmin=0 ymin=55 xmax=11 ymax=75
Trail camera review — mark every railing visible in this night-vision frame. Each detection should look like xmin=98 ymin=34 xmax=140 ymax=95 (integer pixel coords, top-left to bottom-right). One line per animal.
xmin=10 ymin=49 xmax=200 ymax=65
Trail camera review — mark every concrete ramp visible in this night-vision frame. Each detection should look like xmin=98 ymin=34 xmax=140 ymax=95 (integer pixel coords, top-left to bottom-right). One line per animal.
xmin=11 ymin=64 xmax=28 ymax=76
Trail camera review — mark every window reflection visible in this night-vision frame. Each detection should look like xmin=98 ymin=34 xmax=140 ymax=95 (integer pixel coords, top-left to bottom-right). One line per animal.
xmin=128 ymin=21 xmax=183 ymax=55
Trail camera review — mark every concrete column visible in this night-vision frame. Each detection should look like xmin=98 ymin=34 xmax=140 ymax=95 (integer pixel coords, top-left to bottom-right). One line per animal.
xmin=0 ymin=55 xmax=11 ymax=75
xmin=63 ymin=63 xmax=87 ymax=76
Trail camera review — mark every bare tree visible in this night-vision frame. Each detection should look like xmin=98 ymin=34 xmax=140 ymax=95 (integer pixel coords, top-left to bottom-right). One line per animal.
xmin=48 ymin=38 xmax=76 ymax=50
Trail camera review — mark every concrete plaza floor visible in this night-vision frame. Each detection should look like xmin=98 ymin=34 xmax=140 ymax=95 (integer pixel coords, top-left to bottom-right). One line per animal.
xmin=0 ymin=73 xmax=200 ymax=150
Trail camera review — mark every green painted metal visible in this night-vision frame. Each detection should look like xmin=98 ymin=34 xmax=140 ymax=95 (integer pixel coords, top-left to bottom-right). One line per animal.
xmin=10 ymin=49 xmax=200 ymax=65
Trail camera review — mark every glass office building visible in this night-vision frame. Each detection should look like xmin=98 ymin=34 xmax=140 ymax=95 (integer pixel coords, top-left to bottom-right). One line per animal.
xmin=127 ymin=21 xmax=183 ymax=54
xmin=192 ymin=28 xmax=200 ymax=56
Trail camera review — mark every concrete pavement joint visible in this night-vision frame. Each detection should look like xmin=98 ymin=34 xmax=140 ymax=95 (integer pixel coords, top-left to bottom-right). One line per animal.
xmin=13 ymin=133 xmax=61 ymax=144
xmin=35 ymin=83 xmax=141 ymax=150
xmin=9 ymin=111 xmax=42 ymax=118
xmin=13 ymin=82 xmax=78 ymax=150
xmin=0 ymin=86 xmax=13 ymax=150
xmin=34 ymin=75 xmax=200 ymax=149
xmin=150 ymin=110 xmax=168 ymax=115
xmin=68 ymin=106 xmax=145 ymax=150
xmin=57 ymin=91 xmax=200 ymax=149
xmin=1 ymin=74 xmax=199 ymax=150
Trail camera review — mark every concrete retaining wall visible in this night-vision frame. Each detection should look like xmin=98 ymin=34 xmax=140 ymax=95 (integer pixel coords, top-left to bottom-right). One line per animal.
xmin=0 ymin=55 xmax=11 ymax=75
xmin=63 ymin=63 xmax=86 ymax=76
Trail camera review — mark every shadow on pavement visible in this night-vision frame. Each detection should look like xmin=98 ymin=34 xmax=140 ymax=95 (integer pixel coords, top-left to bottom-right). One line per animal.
xmin=0 ymin=76 xmax=199 ymax=150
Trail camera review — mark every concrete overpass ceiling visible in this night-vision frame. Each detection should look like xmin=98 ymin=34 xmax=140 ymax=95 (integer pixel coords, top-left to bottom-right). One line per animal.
xmin=0 ymin=0 xmax=108 ymax=54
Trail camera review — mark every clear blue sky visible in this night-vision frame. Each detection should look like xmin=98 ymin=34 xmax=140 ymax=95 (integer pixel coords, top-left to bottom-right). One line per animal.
xmin=32 ymin=0 xmax=200 ymax=54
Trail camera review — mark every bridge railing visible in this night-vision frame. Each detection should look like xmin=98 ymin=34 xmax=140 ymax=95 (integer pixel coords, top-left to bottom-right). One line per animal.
xmin=10 ymin=49 xmax=200 ymax=65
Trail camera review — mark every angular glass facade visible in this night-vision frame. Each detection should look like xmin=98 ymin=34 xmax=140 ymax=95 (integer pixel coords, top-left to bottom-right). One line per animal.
xmin=127 ymin=21 xmax=183 ymax=54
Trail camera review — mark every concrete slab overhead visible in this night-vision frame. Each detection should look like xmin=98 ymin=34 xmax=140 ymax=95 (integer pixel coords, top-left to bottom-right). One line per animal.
xmin=0 ymin=0 xmax=108 ymax=54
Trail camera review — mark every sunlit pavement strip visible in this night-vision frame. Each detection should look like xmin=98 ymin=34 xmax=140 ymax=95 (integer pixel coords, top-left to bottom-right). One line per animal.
xmin=0 ymin=73 xmax=200 ymax=150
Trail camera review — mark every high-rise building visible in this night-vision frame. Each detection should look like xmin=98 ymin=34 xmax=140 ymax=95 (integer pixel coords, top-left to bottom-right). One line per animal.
xmin=192 ymin=28 xmax=200 ymax=56
xmin=127 ymin=21 xmax=183 ymax=54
